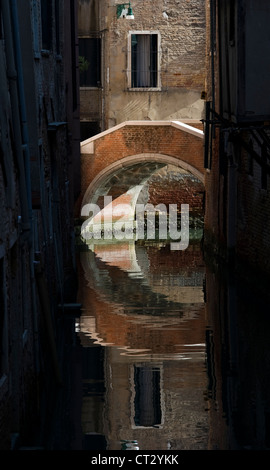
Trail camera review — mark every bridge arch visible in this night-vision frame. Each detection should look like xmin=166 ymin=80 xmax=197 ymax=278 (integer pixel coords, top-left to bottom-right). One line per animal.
xmin=77 ymin=120 xmax=205 ymax=237
xmin=79 ymin=120 xmax=204 ymax=212
xmin=81 ymin=152 xmax=204 ymax=210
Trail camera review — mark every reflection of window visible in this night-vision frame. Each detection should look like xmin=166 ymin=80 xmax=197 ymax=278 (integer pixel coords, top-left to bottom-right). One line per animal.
xmin=130 ymin=33 xmax=158 ymax=88
xmin=133 ymin=366 xmax=162 ymax=427
xmin=79 ymin=38 xmax=101 ymax=87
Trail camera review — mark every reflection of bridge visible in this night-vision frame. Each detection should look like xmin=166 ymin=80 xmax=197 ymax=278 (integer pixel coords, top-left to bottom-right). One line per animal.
xmin=78 ymin=241 xmax=206 ymax=357
xmin=81 ymin=242 xmax=205 ymax=314
xmin=76 ymin=120 xmax=204 ymax=218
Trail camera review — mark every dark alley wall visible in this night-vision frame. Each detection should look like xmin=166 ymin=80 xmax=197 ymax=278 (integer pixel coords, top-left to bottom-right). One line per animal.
xmin=0 ymin=0 xmax=80 ymax=449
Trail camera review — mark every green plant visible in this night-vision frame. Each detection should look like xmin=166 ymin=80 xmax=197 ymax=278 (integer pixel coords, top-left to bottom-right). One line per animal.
xmin=79 ymin=56 xmax=90 ymax=73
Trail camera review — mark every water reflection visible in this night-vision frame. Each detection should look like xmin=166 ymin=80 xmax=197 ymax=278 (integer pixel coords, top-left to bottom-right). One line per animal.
xmin=76 ymin=238 xmax=208 ymax=450
xmin=204 ymin=262 xmax=270 ymax=450
xmin=74 ymin=236 xmax=270 ymax=450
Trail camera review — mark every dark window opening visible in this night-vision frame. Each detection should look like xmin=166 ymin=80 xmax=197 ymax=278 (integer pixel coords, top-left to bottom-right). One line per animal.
xmin=0 ymin=0 xmax=3 ymax=40
xmin=131 ymin=34 xmax=158 ymax=88
xmin=55 ymin=0 xmax=60 ymax=54
xmin=41 ymin=0 xmax=53 ymax=50
xmin=70 ymin=0 xmax=78 ymax=111
xmin=229 ymin=0 xmax=235 ymax=45
xmin=80 ymin=121 xmax=100 ymax=141
xmin=133 ymin=366 xmax=162 ymax=427
xmin=79 ymin=38 xmax=101 ymax=87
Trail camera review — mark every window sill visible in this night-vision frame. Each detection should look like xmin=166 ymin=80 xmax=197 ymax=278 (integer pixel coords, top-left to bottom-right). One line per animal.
xmin=34 ymin=51 xmax=41 ymax=60
xmin=128 ymin=87 xmax=162 ymax=92
xmin=41 ymin=49 xmax=52 ymax=57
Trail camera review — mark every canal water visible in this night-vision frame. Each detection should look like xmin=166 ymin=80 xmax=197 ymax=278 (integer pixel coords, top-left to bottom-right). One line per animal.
xmin=72 ymin=228 xmax=270 ymax=451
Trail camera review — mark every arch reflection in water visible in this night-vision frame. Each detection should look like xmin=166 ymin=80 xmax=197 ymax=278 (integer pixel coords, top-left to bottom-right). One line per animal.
xmin=76 ymin=238 xmax=209 ymax=450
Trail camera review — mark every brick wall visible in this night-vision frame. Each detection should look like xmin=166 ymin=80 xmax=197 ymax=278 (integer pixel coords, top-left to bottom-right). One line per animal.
xmin=78 ymin=122 xmax=204 ymax=215
xmin=148 ymin=170 xmax=204 ymax=215
xmin=235 ymin=138 xmax=270 ymax=275
xmin=204 ymin=1 xmax=270 ymax=279
xmin=0 ymin=0 xmax=80 ymax=449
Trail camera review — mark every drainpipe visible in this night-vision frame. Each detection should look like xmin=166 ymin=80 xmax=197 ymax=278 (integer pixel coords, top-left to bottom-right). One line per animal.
xmin=10 ymin=0 xmax=32 ymax=223
xmin=11 ymin=0 xmax=41 ymax=380
xmin=1 ymin=0 xmax=31 ymax=238
xmin=210 ymin=0 xmax=216 ymax=114
xmin=2 ymin=0 xmax=40 ymax=379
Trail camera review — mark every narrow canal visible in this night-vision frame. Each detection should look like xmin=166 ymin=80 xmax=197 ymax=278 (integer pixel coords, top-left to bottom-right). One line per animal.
xmin=76 ymin=228 xmax=206 ymax=451
xmin=65 ymin=165 xmax=270 ymax=452
xmin=71 ymin=226 xmax=270 ymax=451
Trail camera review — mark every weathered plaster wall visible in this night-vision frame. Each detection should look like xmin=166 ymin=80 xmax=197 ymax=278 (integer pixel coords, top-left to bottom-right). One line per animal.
xmin=78 ymin=0 xmax=206 ymax=133
xmin=105 ymin=0 xmax=206 ymax=126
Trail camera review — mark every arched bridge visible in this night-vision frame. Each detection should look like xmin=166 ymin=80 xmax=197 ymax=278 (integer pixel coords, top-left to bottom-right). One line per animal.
xmin=77 ymin=121 xmax=204 ymax=241
xmin=78 ymin=120 xmax=204 ymax=210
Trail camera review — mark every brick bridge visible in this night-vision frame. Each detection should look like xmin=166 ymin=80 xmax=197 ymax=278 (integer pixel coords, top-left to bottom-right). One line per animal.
xmin=77 ymin=120 xmax=204 ymax=225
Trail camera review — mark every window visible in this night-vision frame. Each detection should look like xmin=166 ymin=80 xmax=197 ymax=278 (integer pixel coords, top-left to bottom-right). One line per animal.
xmin=70 ymin=0 xmax=78 ymax=110
xmin=229 ymin=0 xmax=235 ymax=46
xmin=79 ymin=38 xmax=101 ymax=87
xmin=55 ymin=0 xmax=60 ymax=55
xmin=0 ymin=125 xmax=16 ymax=208
xmin=32 ymin=0 xmax=40 ymax=55
xmin=0 ymin=0 xmax=3 ymax=40
xmin=129 ymin=32 xmax=160 ymax=89
xmin=41 ymin=0 xmax=53 ymax=50
xmin=80 ymin=121 xmax=100 ymax=141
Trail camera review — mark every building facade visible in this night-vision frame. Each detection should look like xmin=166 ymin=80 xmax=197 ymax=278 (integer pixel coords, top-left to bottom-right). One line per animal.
xmin=0 ymin=0 xmax=80 ymax=449
xmin=204 ymin=0 xmax=270 ymax=280
xmin=202 ymin=0 xmax=270 ymax=449
xmin=78 ymin=0 xmax=206 ymax=140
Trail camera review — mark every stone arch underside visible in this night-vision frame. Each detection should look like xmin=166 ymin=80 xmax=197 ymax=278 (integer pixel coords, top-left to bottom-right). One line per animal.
xmin=80 ymin=154 xmax=205 ymax=244
xmin=81 ymin=153 xmax=205 ymax=215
